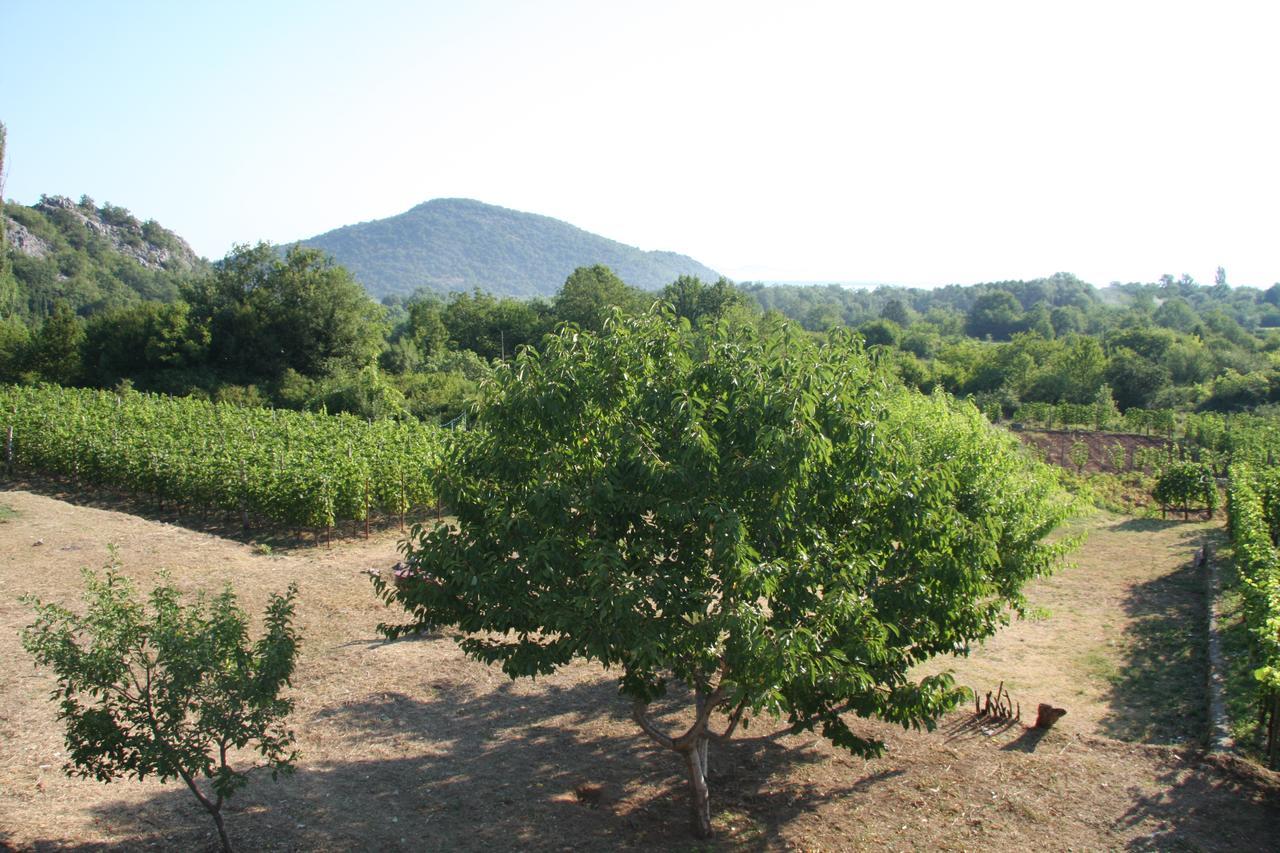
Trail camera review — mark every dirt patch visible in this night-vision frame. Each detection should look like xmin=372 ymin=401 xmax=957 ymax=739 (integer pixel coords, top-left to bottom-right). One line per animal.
xmin=1 ymin=489 xmax=1277 ymax=851
xmin=1015 ymin=428 xmax=1172 ymax=475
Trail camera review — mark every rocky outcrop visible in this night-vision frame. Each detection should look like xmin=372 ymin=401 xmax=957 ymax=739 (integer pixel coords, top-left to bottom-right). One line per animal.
xmin=4 ymin=217 xmax=52 ymax=259
xmin=7 ymin=195 xmax=202 ymax=273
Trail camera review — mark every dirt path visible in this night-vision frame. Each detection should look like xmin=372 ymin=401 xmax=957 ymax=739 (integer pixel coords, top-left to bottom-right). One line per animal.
xmin=916 ymin=512 xmax=1219 ymax=745
xmin=1 ymin=487 xmax=1277 ymax=851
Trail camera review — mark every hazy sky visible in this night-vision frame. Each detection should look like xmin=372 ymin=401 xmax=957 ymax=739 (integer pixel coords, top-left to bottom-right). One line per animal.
xmin=5 ymin=1 xmax=1278 ymax=287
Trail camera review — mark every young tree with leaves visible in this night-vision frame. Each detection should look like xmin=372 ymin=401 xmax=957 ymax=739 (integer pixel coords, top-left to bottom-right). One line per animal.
xmin=22 ymin=559 xmax=300 ymax=853
xmin=1154 ymin=461 xmax=1217 ymax=519
xmin=376 ymin=310 xmax=1070 ymax=838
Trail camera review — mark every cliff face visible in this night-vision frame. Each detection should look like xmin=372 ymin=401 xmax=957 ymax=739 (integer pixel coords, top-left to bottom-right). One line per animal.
xmin=5 ymin=195 xmax=202 ymax=273
xmin=5 ymin=216 xmax=53 ymax=259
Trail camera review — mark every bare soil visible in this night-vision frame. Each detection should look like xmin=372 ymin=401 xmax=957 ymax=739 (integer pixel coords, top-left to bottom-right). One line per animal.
xmin=1015 ymin=428 xmax=1172 ymax=476
xmin=1 ymin=484 xmax=1277 ymax=851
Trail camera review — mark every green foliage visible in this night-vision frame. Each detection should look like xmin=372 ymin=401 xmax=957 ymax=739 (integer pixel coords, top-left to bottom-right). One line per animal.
xmin=185 ymin=243 xmax=385 ymax=384
xmin=1153 ymin=461 xmax=1217 ymax=515
xmin=300 ymin=197 xmax=724 ymax=299
xmin=2 ymin=197 xmax=203 ymax=321
xmin=965 ymin=290 xmax=1023 ymax=340
xmin=1204 ymin=369 xmax=1271 ymax=412
xmin=1069 ymin=440 xmax=1090 ymax=473
xmin=0 ymin=383 xmax=443 ymax=531
xmin=21 ymin=557 xmax=300 ymax=851
xmin=1106 ymin=347 xmax=1172 ymax=410
xmin=376 ymin=309 xmax=1070 ymax=837
xmin=80 ymin=301 xmax=209 ymax=391
xmin=661 ymin=276 xmax=748 ymax=326
xmin=1225 ymin=465 xmax=1280 ymax=765
xmin=553 ymin=264 xmax=647 ymax=333
xmin=439 ymin=288 xmax=553 ymax=361
xmin=28 ymin=301 xmax=85 ymax=384
xmin=857 ymin=317 xmax=900 ymax=348
xmin=1093 ymin=384 xmax=1120 ymax=430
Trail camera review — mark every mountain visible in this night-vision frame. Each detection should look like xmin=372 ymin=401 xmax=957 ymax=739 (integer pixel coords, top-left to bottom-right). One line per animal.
xmin=295 ymin=198 xmax=723 ymax=300
xmin=3 ymin=195 xmax=206 ymax=319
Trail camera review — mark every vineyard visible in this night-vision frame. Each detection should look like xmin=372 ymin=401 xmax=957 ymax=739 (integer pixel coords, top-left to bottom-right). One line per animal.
xmin=1226 ymin=464 xmax=1280 ymax=766
xmin=0 ymin=384 xmax=445 ymax=537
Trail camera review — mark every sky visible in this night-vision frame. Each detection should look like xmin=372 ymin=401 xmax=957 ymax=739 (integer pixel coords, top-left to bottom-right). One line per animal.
xmin=4 ymin=1 xmax=1279 ymax=288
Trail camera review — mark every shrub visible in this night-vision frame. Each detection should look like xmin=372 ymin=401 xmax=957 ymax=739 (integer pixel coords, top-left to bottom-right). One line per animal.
xmin=21 ymin=556 xmax=300 ymax=852
xmin=1153 ymin=461 xmax=1217 ymax=519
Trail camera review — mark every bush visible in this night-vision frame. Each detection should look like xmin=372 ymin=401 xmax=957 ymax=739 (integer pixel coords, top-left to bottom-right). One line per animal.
xmin=1153 ymin=461 xmax=1217 ymax=518
xmin=21 ymin=557 xmax=300 ymax=852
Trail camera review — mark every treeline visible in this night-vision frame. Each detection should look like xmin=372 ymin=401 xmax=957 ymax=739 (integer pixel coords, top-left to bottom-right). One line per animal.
xmin=5 ymin=191 xmax=1280 ymax=426
xmin=744 ymin=270 xmax=1280 ymax=418
xmin=0 ymin=228 xmax=747 ymax=420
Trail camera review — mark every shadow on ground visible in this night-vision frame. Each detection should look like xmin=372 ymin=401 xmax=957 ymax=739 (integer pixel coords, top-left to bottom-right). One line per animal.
xmin=19 ymin=672 xmax=870 ymax=851
xmin=1096 ymin=524 xmax=1223 ymax=745
xmin=1116 ymin=751 xmax=1280 ymax=851
xmin=1107 ymin=516 xmax=1193 ymax=533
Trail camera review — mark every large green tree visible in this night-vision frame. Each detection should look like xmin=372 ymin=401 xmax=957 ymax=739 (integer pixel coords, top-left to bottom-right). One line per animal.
xmin=553 ymin=264 xmax=646 ymax=332
xmin=185 ymin=243 xmax=383 ymax=383
xmin=377 ymin=311 xmax=1070 ymax=837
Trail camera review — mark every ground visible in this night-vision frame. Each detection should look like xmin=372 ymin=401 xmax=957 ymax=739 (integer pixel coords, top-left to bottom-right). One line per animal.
xmin=1 ymin=481 xmax=1278 ymax=851
xmin=1015 ymin=428 xmax=1171 ymax=476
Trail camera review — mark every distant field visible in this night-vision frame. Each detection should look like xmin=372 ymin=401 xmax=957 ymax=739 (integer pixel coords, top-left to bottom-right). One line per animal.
xmin=1 ymin=490 xmax=1277 ymax=851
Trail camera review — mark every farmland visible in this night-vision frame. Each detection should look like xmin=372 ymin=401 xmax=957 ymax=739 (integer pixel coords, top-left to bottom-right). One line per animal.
xmin=1 ymin=483 xmax=1277 ymax=850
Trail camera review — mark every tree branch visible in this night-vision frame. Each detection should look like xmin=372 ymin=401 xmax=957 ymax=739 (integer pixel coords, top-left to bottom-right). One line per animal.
xmin=632 ymin=700 xmax=675 ymax=750
xmin=707 ymin=697 xmax=748 ymax=743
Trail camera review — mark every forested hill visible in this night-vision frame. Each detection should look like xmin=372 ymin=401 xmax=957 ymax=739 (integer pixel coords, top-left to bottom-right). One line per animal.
xmin=296 ymin=198 xmax=723 ymax=299
xmin=2 ymin=194 xmax=206 ymax=319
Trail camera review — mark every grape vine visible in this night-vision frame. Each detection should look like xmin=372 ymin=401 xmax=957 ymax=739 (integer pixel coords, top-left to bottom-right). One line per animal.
xmin=1 ymin=383 xmax=444 ymax=535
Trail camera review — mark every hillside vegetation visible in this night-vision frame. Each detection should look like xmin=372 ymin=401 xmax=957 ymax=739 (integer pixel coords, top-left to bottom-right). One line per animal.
xmin=2 ymin=194 xmax=204 ymax=319
xmin=5 ymin=189 xmax=1280 ymax=433
xmin=297 ymin=198 xmax=723 ymax=299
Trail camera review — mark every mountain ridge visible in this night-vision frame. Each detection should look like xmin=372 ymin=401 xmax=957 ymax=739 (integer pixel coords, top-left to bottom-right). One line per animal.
xmin=295 ymin=198 xmax=723 ymax=300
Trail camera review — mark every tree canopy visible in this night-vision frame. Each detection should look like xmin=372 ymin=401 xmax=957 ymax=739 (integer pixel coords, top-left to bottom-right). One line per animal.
xmin=184 ymin=243 xmax=384 ymax=383
xmin=377 ymin=309 xmax=1071 ymax=837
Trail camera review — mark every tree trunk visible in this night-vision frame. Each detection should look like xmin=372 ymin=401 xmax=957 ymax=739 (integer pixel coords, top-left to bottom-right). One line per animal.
xmin=682 ymin=740 xmax=713 ymax=839
xmin=178 ymin=772 xmax=233 ymax=853
xmin=209 ymin=808 xmax=233 ymax=853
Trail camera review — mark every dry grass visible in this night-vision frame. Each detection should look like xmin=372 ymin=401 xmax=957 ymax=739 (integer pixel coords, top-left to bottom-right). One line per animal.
xmin=1 ymin=487 xmax=1277 ymax=851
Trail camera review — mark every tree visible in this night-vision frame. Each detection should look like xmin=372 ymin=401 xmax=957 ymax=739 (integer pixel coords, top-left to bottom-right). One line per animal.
xmin=0 ymin=315 xmax=30 ymax=381
xmin=185 ymin=243 xmax=383 ymax=383
xmin=81 ymin=301 xmax=209 ymax=389
xmin=879 ymin=297 xmax=912 ymax=327
xmin=21 ymin=558 xmax=300 ymax=853
xmin=858 ymin=317 xmax=900 ymax=347
xmin=1069 ymin=440 xmax=1090 ymax=474
xmin=1153 ymin=461 xmax=1217 ymax=519
xmin=0 ymin=120 xmax=13 ymax=317
xmin=439 ymin=290 xmax=551 ymax=362
xmin=30 ymin=300 xmax=85 ymax=383
xmin=553 ymin=264 xmax=645 ymax=332
xmin=661 ymin=275 xmax=747 ymax=326
xmin=404 ymin=293 xmax=449 ymax=358
xmin=375 ymin=310 xmax=1069 ymax=838
xmin=1105 ymin=347 xmax=1171 ymax=410
xmin=1092 ymin=383 xmax=1120 ymax=431
xmin=965 ymin=290 xmax=1023 ymax=340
